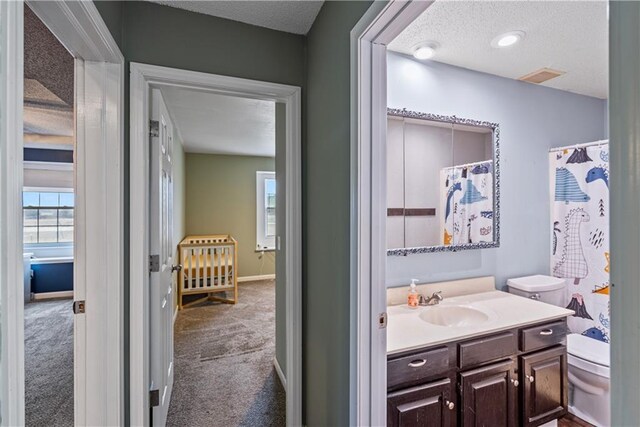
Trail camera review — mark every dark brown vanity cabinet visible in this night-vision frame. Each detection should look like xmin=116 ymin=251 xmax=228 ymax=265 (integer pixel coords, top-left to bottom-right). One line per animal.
xmin=460 ymin=359 xmax=518 ymax=426
xmin=520 ymin=346 xmax=568 ymax=426
xmin=387 ymin=319 xmax=568 ymax=427
xmin=387 ymin=378 xmax=456 ymax=427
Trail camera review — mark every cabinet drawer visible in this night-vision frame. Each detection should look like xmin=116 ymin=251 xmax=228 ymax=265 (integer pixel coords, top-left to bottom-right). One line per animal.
xmin=520 ymin=321 xmax=567 ymax=352
xmin=388 ymin=347 xmax=450 ymax=389
xmin=458 ymin=332 xmax=517 ymax=369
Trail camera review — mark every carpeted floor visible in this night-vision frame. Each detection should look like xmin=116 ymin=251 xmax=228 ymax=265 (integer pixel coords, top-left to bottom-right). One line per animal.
xmin=167 ymin=279 xmax=285 ymax=427
xmin=24 ymin=298 xmax=74 ymax=427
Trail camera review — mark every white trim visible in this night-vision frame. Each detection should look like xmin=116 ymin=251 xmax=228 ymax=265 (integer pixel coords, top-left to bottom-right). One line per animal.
xmin=351 ymin=1 xmax=434 ymax=425
xmin=20 ymin=2 xmax=124 ymax=426
xmin=23 ymin=161 xmax=74 ymax=171
xmin=273 ymin=357 xmax=287 ymax=389
xmin=0 ymin=2 xmax=25 ymax=425
xmin=129 ymin=63 xmax=303 ymax=427
xmin=30 ymin=256 xmax=74 ymax=265
xmin=26 ymin=1 xmax=123 ymax=64
xmin=32 ymin=290 xmax=74 ymax=300
xmin=238 ymin=274 xmax=276 ymax=283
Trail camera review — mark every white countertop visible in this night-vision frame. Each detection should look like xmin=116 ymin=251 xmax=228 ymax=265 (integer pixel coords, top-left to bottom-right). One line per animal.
xmin=387 ymin=290 xmax=574 ymax=355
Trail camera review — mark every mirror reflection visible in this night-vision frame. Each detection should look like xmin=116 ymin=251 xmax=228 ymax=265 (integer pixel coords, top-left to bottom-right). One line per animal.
xmin=386 ymin=109 xmax=499 ymax=254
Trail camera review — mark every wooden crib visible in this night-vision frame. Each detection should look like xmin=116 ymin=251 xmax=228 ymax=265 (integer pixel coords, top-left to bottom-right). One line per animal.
xmin=178 ymin=234 xmax=238 ymax=309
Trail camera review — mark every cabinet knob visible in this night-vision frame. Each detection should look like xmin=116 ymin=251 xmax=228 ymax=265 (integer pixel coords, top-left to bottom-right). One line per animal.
xmin=511 ymin=379 xmax=519 ymax=387
xmin=526 ymin=375 xmax=535 ymax=383
xmin=445 ymin=400 xmax=455 ymax=410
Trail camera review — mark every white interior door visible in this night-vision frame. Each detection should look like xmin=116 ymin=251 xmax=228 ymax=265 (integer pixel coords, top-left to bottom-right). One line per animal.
xmin=149 ymin=88 xmax=174 ymax=426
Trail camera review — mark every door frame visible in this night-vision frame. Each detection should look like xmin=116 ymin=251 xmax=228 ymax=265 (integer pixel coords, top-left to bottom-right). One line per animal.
xmin=0 ymin=1 xmax=124 ymax=426
xmin=349 ymin=1 xmax=434 ymax=425
xmin=129 ymin=62 xmax=303 ymax=426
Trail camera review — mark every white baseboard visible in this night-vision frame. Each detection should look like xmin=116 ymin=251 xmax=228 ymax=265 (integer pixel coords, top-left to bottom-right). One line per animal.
xmin=238 ymin=274 xmax=276 ymax=283
xmin=273 ymin=357 xmax=286 ymax=389
xmin=32 ymin=290 xmax=74 ymax=300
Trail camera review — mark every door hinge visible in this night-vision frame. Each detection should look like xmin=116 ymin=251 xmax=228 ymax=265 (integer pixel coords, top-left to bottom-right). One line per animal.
xmin=73 ymin=300 xmax=86 ymax=314
xmin=149 ymin=389 xmax=160 ymax=408
xmin=149 ymin=120 xmax=159 ymax=137
xmin=149 ymin=255 xmax=160 ymax=273
xmin=378 ymin=312 xmax=387 ymax=329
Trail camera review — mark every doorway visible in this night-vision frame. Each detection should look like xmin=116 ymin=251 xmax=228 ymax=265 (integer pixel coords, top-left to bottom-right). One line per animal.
xmin=129 ymin=63 xmax=302 ymax=426
xmin=22 ymin=5 xmax=76 ymax=425
xmin=352 ymin=0 xmax=613 ymax=425
xmin=0 ymin=1 xmax=124 ymax=425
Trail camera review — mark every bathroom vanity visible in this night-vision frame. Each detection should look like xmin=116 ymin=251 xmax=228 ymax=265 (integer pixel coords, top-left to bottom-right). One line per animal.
xmin=386 ymin=283 xmax=573 ymax=427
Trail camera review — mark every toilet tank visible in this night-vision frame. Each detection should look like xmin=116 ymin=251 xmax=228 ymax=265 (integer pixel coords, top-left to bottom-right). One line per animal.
xmin=507 ymin=275 xmax=566 ymax=306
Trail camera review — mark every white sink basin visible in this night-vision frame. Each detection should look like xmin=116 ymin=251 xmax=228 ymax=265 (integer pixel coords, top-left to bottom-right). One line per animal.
xmin=419 ymin=306 xmax=489 ymax=327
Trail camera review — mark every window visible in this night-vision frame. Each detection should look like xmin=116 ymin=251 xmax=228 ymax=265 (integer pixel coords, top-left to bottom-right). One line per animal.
xmin=256 ymin=171 xmax=276 ymax=250
xmin=23 ymin=191 xmax=74 ymax=244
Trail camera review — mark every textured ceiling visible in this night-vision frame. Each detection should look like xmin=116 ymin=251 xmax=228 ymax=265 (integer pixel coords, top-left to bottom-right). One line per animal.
xmin=161 ymin=87 xmax=275 ymax=157
xmin=147 ymin=0 xmax=324 ymax=34
xmin=388 ymin=1 xmax=608 ymax=99
xmin=24 ymin=5 xmax=74 ymax=149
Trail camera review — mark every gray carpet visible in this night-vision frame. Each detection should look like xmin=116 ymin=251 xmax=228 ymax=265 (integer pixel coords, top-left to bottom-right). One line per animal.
xmin=167 ymin=280 xmax=286 ymax=427
xmin=24 ymin=298 xmax=74 ymax=427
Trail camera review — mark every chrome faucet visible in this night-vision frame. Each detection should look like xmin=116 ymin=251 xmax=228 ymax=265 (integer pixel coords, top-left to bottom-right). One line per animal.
xmin=419 ymin=291 xmax=444 ymax=306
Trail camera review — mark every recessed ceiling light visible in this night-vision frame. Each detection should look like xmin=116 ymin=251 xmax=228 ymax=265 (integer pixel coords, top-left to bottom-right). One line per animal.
xmin=413 ymin=42 xmax=439 ymax=60
xmin=491 ymin=31 xmax=525 ymax=48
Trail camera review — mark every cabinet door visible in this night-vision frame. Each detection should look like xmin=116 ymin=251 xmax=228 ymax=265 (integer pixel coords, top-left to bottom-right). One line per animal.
xmin=387 ymin=377 xmax=456 ymax=427
xmin=460 ymin=359 xmax=518 ymax=427
xmin=520 ymin=346 xmax=568 ymax=426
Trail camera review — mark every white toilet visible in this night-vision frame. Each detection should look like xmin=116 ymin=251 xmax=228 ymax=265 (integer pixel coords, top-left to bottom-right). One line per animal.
xmin=507 ymin=275 xmax=611 ymax=427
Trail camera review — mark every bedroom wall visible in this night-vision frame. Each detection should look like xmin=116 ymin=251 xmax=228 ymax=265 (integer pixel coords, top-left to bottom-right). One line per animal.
xmin=184 ymin=153 xmax=276 ymax=278
xmin=386 ymin=51 xmax=607 ymax=288
xmin=172 ymin=130 xmax=186 ymax=308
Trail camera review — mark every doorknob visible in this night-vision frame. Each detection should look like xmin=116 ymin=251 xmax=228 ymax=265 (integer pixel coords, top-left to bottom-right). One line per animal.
xmin=171 ymin=264 xmax=182 ymax=273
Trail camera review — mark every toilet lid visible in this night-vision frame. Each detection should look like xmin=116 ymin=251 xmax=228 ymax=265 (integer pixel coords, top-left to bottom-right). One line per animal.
xmin=567 ymin=333 xmax=610 ymax=367
xmin=507 ymin=275 xmax=565 ymax=292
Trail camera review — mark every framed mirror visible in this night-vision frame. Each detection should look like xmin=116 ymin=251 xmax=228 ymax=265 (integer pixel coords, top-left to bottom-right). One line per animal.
xmin=386 ymin=108 xmax=500 ymax=255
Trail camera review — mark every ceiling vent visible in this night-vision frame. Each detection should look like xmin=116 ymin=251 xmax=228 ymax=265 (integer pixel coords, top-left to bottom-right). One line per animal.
xmin=518 ymin=68 xmax=566 ymax=84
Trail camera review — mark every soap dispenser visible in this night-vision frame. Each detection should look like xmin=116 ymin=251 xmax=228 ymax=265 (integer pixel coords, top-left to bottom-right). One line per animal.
xmin=408 ymin=279 xmax=419 ymax=308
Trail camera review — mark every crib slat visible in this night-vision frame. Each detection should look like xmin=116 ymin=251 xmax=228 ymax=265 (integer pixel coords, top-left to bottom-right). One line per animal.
xmin=204 ymin=247 xmax=209 ymax=289
xmin=225 ymin=247 xmax=229 ymax=288
xmin=186 ymin=248 xmax=192 ymax=289
xmin=197 ymin=247 xmax=202 ymax=288
xmin=217 ymin=247 xmax=222 ymax=289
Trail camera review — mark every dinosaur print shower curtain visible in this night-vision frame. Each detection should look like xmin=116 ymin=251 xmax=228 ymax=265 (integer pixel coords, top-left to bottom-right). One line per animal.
xmin=550 ymin=142 xmax=609 ymax=343
xmin=440 ymin=161 xmax=494 ymax=246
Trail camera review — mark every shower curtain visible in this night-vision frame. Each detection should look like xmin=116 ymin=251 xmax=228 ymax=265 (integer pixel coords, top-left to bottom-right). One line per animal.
xmin=440 ymin=161 xmax=494 ymax=246
xmin=550 ymin=142 xmax=609 ymax=342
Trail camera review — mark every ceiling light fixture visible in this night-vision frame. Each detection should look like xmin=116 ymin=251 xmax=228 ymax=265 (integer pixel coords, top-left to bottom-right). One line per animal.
xmin=413 ymin=42 xmax=439 ymax=60
xmin=491 ymin=31 xmax=525 ymax=48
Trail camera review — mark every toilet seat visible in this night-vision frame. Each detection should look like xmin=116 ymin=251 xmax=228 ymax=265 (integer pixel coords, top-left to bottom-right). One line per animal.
xmin=567 ymin=333 xmax=610 ymax=378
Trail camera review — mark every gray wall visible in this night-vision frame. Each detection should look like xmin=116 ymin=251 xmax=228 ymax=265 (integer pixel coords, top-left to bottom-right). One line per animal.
xmin=386 ymin=52 xmax=607 ymax=288
xmin=305 ymin=2 xmax=373 ymax=424
xmin=121 ymin=1 xmax=305 ymax=87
